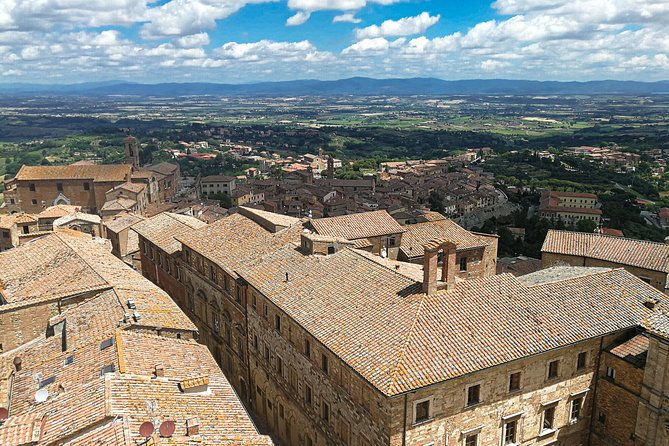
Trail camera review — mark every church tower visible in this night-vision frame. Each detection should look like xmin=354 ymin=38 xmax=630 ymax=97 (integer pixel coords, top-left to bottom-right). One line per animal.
xmin=327 ymin=155 xmax=335 ymax=180
xmin=124 ymin=136 xmax=140 ymax=169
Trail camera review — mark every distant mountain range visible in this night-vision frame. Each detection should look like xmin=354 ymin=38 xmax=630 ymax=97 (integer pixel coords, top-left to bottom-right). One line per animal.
xmin=1 ymin=77 xmax=668 ymax=96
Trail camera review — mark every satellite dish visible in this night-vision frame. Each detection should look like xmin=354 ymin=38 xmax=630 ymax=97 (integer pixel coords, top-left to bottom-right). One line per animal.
xmin=159 ymin=420 xmax=176 ymax=437
xmin=381 ymin=248 xmax=388 ymax=258
xmin=139 ymin=421 xmax=155 ymax=438
xmin=35 ymin=388 xmax=49 ymax=403
xmin=0 ymin=407 xmax=8 ymax=420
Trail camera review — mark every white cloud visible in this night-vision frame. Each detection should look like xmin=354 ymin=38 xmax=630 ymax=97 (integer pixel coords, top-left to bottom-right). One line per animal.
xmin=354 ymin=12 xmax=440 ymax=40
xmin=333 ymin=13 xmax=361 ymax=23
xmin=214 ymin=39 xmax=333 ymax=63
xmin=286 ymin=0 xmax=406 ymax=25
xmin=480 ymin=59 xmax=511 ymax=71
xmin=174 ymin=32 xmax=210 ymax=48
xmin=286 ymin=11 xmax=311 ymax=26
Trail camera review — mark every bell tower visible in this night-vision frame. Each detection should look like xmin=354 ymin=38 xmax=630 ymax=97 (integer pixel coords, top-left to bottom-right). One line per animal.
xmin=124 ymin=136 xmax=140 ymax=169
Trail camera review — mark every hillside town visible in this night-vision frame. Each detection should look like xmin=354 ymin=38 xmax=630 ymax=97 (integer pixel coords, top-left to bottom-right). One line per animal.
xmin=1 ymin=137 xmax=669 ymax=446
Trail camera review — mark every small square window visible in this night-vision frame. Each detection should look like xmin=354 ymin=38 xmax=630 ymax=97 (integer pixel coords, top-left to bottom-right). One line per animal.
xmin=414 ymin=398 xmax=431 ymax=424
xmin=465 ymin=434 xmax=478 ymax=446
xmin=57 ymin=183 xmax=63 ymax=192
xmin=460 ymin=257 xmax=468 ymax=272
xmin=509 ymin=372 xmax=521 ymax=392
xmin=548 ymin=360 xmax=559 ymax=380
xmin=466 ymin=384 xmax=481 ymax=406
xmin=32 ymin=199 xmax=38 ymax=205
xmin=29 ymin=183 xmax=35 ymax=192
xmin=83 ymin=182 xmax=90 ymax=191
xmin=606 ymin=367 xmax=616 ymax=380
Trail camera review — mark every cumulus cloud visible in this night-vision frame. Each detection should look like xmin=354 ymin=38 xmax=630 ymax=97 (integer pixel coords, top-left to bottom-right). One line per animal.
xmin=214 ymin=39 xmax=333 ymax=63
xmin=174 ymin=32 xmax=210 ymax=48
xmin=286 ymin=0 xmax=406 ymax=25
xmin=354 ymin=12 xmax=440 ymax=40
xmin=333 ymin=13 xmax=361 ymax=23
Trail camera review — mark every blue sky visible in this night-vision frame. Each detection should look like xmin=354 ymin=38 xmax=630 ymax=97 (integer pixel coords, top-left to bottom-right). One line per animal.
xmin=0 ymin=0 xmax=668 ymax=83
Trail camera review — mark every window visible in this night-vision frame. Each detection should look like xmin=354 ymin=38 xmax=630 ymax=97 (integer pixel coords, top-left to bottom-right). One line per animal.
xmin=253 ymin=334 xmax=258 ymax=350
xmin=339 ymin=419 xmax=351 ymax=445
xmin=465 ymin=434 xmax=478 ymax=446
xmin=321 ymin=354 xmax=329 ymax=374
xmin=571 ymin=397 xmax=583 ymax=422
xmin=304 ymin=338 xmax=311 ymax=358
xmin=547 ymin=360 xmax=559 ymax=379
xmin=263 ymin=303 xmax=268 ymax=319
xmin=598 ymin=412 xmax=606 ymax=424
xmin=327 ymin=246 xmax=335 ymax=255
xmin=460 ymin=256 xmax=467 ymax=271
xmin=209 ymin=265 xmax=216 ymax=282
xmin=236 ymin=286 xmax=242 ymax=304
xmin=503 ymin=419 xmax=517 ymax=445
xmin=252 ymin=294 xmax=257 ymax=309
xmin=276 ymin=355 xmax=284 ymax=376
xmin=83 ymin=182 xmax=90 ymax=191
xmin=606 ymin=367 xmax=616 ymax=380
xmin=466 ymin=384 xmax=481 ymax=406
xmin=414 ymin=398 xmax=431 ymax=424
xmin=321 ymin=400 xmax=330 ymax=423
xmin=275 ymin=314 xmax=281 ymax=332
xmin=305 ymin=385 xmax=313 ymax=406
xmin=29 ymin=183 xmax=35 ymax=192
xmin=509 ymin=372 xmax=521 ymax=392
xmin=264 ymin=344 xmax=270 ymax=362
xmin=57 ymin=183 xmax=63 ymax=192
xmin=577 ymin=352 xmax=587 ymax=370
xmin=542 ymin=406 xmax=556 ymax=432
xmin=32 ymin=199 xmax=37 ymax=205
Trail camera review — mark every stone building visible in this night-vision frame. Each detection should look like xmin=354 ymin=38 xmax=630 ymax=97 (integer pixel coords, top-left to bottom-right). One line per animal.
xmin=3 ymin=164 xmax=132 ymax=214
xmin=200 ymin=175 xmax=237 ymax=197
xmin=309 ymin=210 xmax=406 ymax=259
xmin=0 ymin=227 xmax=272 ymax=444
xmin=103 ymin=212 xmax=145 ymax=265
xmin=137 ymin=208 xmax=669 ymax=446
xmin=542 ymin=230 xmax=669 ymax=292
xmin=398 ymin=215 xmax=498 ymax=279
xmin=538 ymin=191 xmax=602 ymax=225
xmin=133 ymin=212 xmax=206 ymax=307
xmin=145 ymin=161 xmax=182 ymax=202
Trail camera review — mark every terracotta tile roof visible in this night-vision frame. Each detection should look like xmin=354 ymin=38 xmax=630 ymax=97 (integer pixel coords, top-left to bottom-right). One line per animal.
xmin=0 ymin=231 xmax=196 ymax=333
xmin=311 ymin=210 xmax=405 ymax=240
xmin=146 ymin=162 xmax=179 ymax=176
xmin=104 ymin=213 xmax=145 ymax=234
xmin=132 ymin=212 xmax=207 ymax=255
xmin=607 ymin=334 xmax=649 ymax=367
xmin=0 ymin=300 xmax=271 ymax=445
xmin=542 ymin=230 xmax=669 ymax=273
xmin=239 ymin=243 xmax=668 ymax=395
xmin=53 ymin=212 xmax=101 ymax=226
xmin=14 ymin=164 xmax=131 ymax=182
xmin=110 ymin=181 xmax=146 ymax=194
xmin=201 ymin=175 xmax=237 ymax=182
xmin=37 ymin=204 xmax=80 ymax=219
xmin=645 ymin=312 xmax=669 ymax=341
xmin=177 ymin=213 xmax=303 ymax=280
xmin=238 ymin=206 xmax=301 ymax=231
xmin=102 ymin=197 xmax=138 ymax=212
xmin=13 ymin=214 xmax=38 ymax=225
xmin=399 ymin=219 xmax=490 ymax=259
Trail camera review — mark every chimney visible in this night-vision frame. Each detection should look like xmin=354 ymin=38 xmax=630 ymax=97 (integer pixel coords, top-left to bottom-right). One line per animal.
xmin=186 ymin=417 xmax=200 ymax=436
xmin=13 ymin=356 xmax=22 ymax=372
xmin=422 ymin=239 xmax=457 ymax=295
xmin=155 ymin=364 xmax=165 ymax=378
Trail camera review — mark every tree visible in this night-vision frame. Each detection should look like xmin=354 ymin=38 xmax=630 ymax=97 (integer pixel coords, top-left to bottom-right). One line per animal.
xmin=428 ymin=190 xmax=445 ymax=214
xmin=576 ymin=219 xmax=598 ymax=233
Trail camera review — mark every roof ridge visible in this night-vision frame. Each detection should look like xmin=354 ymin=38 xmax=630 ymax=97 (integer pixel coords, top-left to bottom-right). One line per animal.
xmin=527 ymin=266 xmax=625 ymax=287
xmin=386 ymin=294 xmax=429 ymax=395
xmin=344 ymin=248 xmax=421 ymax=284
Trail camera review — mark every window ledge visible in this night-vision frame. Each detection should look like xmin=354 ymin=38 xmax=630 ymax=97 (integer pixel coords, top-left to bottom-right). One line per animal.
xmin=412 ymin=417 xmax=433 ymax=427
xmin=539 ymin=428 xmax=556 ymax=437
xmin=465 ymin=401 xmax=483 ymax=409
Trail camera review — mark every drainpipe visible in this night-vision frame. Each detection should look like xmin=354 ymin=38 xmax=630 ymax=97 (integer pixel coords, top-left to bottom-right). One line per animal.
xmin=402 ymin=394 xmax=408 ymax=446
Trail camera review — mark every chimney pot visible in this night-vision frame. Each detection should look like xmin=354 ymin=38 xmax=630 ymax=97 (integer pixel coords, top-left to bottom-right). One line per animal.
xmin=155 ymin=364 xmax=165 ymax=377
xmin=186 ymin=417 xmax=199 ymax=436
xmin=13 ymin=356 xmax=22 ymax=371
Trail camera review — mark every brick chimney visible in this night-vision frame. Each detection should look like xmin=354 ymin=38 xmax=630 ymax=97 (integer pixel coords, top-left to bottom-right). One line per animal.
xmin=422 ymin=239 xmax=458 ymax=295
xmin=186 ymin=417 xmax=199 ymax=436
